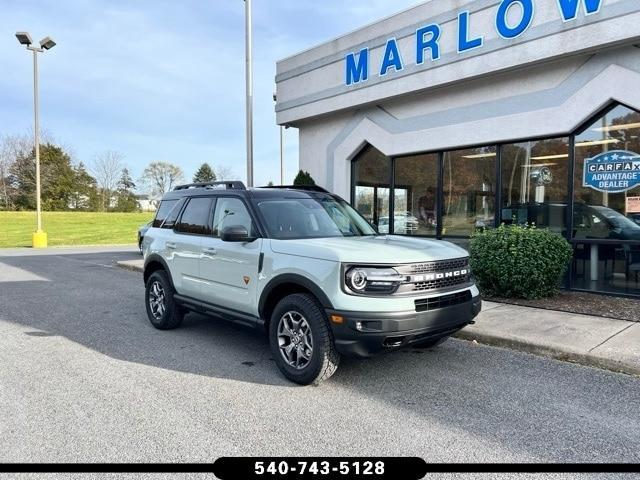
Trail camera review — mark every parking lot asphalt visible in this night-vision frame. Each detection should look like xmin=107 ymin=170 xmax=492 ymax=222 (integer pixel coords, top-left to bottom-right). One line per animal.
xmin=1 ymin=248 xmax=639 ymax=471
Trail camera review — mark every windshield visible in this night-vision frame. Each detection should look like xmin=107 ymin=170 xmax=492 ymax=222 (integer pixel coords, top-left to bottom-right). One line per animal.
xmin=257 ymin=196 xmax=377 ymax=239
xmin=593 ymin=206 xmax=640 ymax=230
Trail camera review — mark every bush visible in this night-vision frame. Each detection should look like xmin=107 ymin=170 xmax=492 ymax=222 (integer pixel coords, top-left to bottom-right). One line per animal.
xmin=293 ymin=170 xmax=316 ymax=186
xmin=469 ymin=224 xmax=573 ymax=299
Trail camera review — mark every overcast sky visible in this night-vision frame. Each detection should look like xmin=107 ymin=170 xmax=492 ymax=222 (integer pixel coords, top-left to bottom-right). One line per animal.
xmin=0 ymin=0 xmax=420 ymax=188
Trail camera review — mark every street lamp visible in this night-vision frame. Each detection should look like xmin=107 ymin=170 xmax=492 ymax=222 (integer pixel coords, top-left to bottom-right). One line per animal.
xmin=15 ymin=31 xmax=56 ymax=248
xmin=244 ymin=0 xmax=254 ymax=187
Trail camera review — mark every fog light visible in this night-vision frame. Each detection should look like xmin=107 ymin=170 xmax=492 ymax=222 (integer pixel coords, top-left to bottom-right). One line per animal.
xmin=356 ymin=321 xmax=363 ymax=331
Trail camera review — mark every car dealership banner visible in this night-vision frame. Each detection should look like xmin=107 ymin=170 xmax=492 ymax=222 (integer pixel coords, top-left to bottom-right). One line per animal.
xmin=583 ymin=150 xmax=640 ymax=193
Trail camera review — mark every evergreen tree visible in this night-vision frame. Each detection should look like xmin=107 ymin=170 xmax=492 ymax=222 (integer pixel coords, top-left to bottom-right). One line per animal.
xmin=193 ymin=163 xmax=216 ymax=183
xmin=9 ymin=143 xmax=76 ymax=211
xmin=293 ymin=170 xmax=316 ymax=186
xmin=115 ymin=168 xmax=139 ymax=212
xmin=71 ymin=162 xmax=98 ymax=210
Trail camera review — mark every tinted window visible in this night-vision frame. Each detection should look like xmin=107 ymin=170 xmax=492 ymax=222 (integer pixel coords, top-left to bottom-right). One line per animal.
xmin=212 ymin=197 xmax=254 ymax=237
xmin=153 ymin=200 xmax=178 ymax=228
xmin=161 ymin=198 xmax=185 ymax=229
xmin=175 ymin=197 xmax=213 ymax=235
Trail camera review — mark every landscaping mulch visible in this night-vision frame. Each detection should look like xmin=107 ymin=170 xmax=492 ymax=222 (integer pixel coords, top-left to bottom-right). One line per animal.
xmin=485 ymin=291 xmax=640 ymax=323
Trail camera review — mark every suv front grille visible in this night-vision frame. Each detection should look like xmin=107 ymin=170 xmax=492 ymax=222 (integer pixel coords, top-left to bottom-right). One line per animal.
xmin=415 ymin=290 xmax=472 ymax=312
xmin=409 ymin=257 xmax=469 ymax=274
xmin=412 ymin=275 xmax=470 ymax=292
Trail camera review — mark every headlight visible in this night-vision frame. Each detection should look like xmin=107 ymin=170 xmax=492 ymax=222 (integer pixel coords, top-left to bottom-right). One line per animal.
xmin=344 ymin=266 xmax=405 ymax=295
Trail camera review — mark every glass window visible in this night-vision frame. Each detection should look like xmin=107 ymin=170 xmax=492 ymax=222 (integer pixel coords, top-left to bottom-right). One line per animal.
xmin=501 ymin=138 xmax=569 ymax=234
xmin=442 ymin=146 xmax=496 ymax=237
xmin=352 ymin=145 xmax=390 ymax=230
xmin=394 ymin=153 xmax=439 ymax=235
xmin=152 ymin=199 xmax=178 ymax=228
xmin=175 ymin=197 xmax=213 ymax=235
xmin=213 ymin=197 xmax=254 ymax=238
xmin=573 ymin=104 xmax=640 ymax=240
xmin=161 ymin=198 xmax=185 ymax=229
xmin=257 ymin=196 xmax=376 ymax=239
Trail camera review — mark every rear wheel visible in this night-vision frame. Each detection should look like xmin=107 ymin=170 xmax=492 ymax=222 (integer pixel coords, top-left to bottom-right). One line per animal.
xmin=269 ymin=293 xmax=340 ymax=385
xmin=145 ymin=270 xmax=185 ymax=330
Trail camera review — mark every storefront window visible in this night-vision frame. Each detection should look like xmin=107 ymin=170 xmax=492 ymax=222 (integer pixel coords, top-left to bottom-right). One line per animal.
xmin=442 ymin=146 xmax=496 ymax=237
xmin=501 ymin=137 xmax=569 ymax=235
xmin=393 ymin=153 xmax=439 ymax=235
xmin=352 ymin=145 xmax=390 ymax=229
xmin=572 ymin=104 xmax=640 ymax=295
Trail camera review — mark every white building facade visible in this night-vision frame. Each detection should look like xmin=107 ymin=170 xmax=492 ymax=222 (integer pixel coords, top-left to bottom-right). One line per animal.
xmin=276 ymin=0 xmax=640 ymax=297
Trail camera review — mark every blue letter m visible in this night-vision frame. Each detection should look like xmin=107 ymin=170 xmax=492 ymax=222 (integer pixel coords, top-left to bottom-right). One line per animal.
xmin=346 ymin=48 xmax=369 ymax=86
xmin=557 ymin=0 xmax=603 ymax=21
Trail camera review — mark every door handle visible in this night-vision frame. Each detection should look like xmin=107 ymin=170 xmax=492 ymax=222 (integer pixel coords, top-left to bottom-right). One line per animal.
xmin=203 ymin=247 xmax=217 ymax=256
xmin=166 ymin=242 xmax=177 ymax=249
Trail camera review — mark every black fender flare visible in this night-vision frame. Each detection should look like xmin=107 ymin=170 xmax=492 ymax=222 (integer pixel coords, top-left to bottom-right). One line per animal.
xmin=143 ymin=254 xmax=175 ymax=289
xmin=258 ymin=273 xmax=334 ymax=319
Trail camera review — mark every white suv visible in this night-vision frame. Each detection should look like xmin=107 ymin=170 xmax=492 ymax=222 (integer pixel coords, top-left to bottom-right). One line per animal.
xmin=142 ymin=182 xmax=481 ymax=385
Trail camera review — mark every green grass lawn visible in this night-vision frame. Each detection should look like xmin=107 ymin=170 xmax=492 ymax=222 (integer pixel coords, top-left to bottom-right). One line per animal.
xmin=0 ymin=211 xmax=155 ymax=248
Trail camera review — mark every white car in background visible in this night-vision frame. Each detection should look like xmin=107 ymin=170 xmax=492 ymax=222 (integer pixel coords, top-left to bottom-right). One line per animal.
xmin=377 ymin=213 xmax=420 ymax=234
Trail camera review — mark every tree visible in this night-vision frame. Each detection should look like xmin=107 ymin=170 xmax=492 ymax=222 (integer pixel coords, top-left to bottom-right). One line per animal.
xmin=9 ymin=143 xmax=76 ymax=211
xmin=293 ymin=170 xmax=316 ymax=186
xmin=70 ymin=162 xmax=98 ymax=210
xmin=92 ymin=151 xmax=124 ymax=211
xmin=193 ymin=163 xmax=216 ymax=183
xmin=213 ymin=165 xmax=234 ymax=181
xmin=115 ymin=168 xmax=139 ymax=212
xmin=140 ymin=161 xmax=184 ymax=197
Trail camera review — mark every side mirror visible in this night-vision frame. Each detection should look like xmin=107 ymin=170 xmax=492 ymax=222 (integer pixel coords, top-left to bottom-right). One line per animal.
xmin=221 ymin=225 xmax=253 ymax=242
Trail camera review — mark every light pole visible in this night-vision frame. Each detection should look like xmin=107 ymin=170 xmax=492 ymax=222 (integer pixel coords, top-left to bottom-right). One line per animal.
xmin=244 ymin=0 xmax=254 ymax=187
xmin=15 ymin=32 xmax=56 ymax=248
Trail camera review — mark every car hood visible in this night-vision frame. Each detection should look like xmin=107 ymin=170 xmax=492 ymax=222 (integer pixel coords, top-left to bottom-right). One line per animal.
xmin=269 ymin=235 xmax=469 ymax=263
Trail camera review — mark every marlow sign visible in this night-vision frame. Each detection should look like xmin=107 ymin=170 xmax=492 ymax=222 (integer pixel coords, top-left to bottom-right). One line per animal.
xmin=345 ymin=0 xmax=603 ymax=86
xmin=583 ymin=150 xmax=640 ymax=193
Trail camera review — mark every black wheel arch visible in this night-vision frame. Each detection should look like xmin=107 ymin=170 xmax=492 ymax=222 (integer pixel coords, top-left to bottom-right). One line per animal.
xmin=143 ymin=254 xmax=175 ymax=289
xmin=259 ymin=274 xmax=334 ymax=326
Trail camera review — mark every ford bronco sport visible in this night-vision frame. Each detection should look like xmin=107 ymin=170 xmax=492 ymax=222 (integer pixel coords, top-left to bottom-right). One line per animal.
xmin=142 ymin=181 xmax=481 ymax=385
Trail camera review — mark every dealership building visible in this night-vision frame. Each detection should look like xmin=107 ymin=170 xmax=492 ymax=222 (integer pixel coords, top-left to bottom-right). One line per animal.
xmin=275 ymin=0 xmax=640 ymax=297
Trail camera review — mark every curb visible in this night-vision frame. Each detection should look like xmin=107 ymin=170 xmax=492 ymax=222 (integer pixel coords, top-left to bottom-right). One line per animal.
xmin=116 ymin=260 xmax=143 ymax=273
xmin=454 ymin=329 xmax=640 ymax=378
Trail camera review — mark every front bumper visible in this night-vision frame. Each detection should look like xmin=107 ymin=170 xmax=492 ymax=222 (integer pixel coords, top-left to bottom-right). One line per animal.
xmin=327 ymin=293 xmax=481 ymax=357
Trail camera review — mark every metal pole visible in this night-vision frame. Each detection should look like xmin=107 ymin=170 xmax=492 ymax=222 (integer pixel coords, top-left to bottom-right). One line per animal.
xmin=33 ymin=49 xmax=42 ymax=232
xmin=245 ymin=0 xmax=254 ymax=187
xmin=280 ymin=126 xmax=284 ymax=185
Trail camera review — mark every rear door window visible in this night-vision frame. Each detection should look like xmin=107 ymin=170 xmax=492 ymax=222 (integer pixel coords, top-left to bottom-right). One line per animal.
xmin=153 ymin=200 xmax=178 ymax=228
xmin=175 ymin=197 xmax=214 ymax=236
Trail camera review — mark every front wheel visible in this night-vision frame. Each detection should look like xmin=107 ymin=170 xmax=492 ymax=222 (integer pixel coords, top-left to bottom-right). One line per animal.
xmin=269 ymin=293 xmax=340 ymax=385
xmin=145 ymin=270 xmax=185 ymax=330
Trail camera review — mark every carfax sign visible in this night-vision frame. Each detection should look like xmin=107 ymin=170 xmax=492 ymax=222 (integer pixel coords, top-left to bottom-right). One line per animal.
xmin=583 ymin=150 xmax=640 ymax=193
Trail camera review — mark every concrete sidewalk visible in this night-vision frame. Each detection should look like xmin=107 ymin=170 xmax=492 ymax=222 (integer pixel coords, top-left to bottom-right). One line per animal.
xmin=457 ymin=301 xmax=639 ymax=376
xmin=118 ymin=259 xmax=639 ymax=376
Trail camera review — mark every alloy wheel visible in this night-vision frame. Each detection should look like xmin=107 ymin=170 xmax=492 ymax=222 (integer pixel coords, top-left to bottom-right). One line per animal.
xmin=149 ymin=281 xmax=166 ymax=320
xmin=277 ymin=311 xmax=313 ymax=370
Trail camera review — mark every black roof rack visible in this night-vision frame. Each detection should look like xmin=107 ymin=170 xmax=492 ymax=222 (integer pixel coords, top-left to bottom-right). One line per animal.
xmin=173 ymin=181 xmax=246 ymax=191
xmin=260 ymin=185 xmax=329 ymax=193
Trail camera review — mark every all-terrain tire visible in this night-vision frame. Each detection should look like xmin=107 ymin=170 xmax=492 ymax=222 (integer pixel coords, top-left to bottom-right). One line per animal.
xmin=145 ymin=270 xmax=185 ymax=330
xmin=269 ymin=293 xmax=340 ymax=385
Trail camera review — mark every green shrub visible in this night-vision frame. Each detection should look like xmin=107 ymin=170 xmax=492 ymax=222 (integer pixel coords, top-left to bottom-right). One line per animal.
xmin=469 ymin=224 xmax=573 ymax=299
xmin=293 ymin=170 xmax=316 ymax=186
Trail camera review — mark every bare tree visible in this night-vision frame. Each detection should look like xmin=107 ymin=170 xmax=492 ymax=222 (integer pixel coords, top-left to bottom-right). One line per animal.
xmin=213 ymin=165 xmax=235 ymax=181
xmin=140 ymin=161 xmax=184 ymax=198
xmin=0 ymin=134 xmax=32 ymax=209
xmin=92 ymin=151 xmax=124 ymax=211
